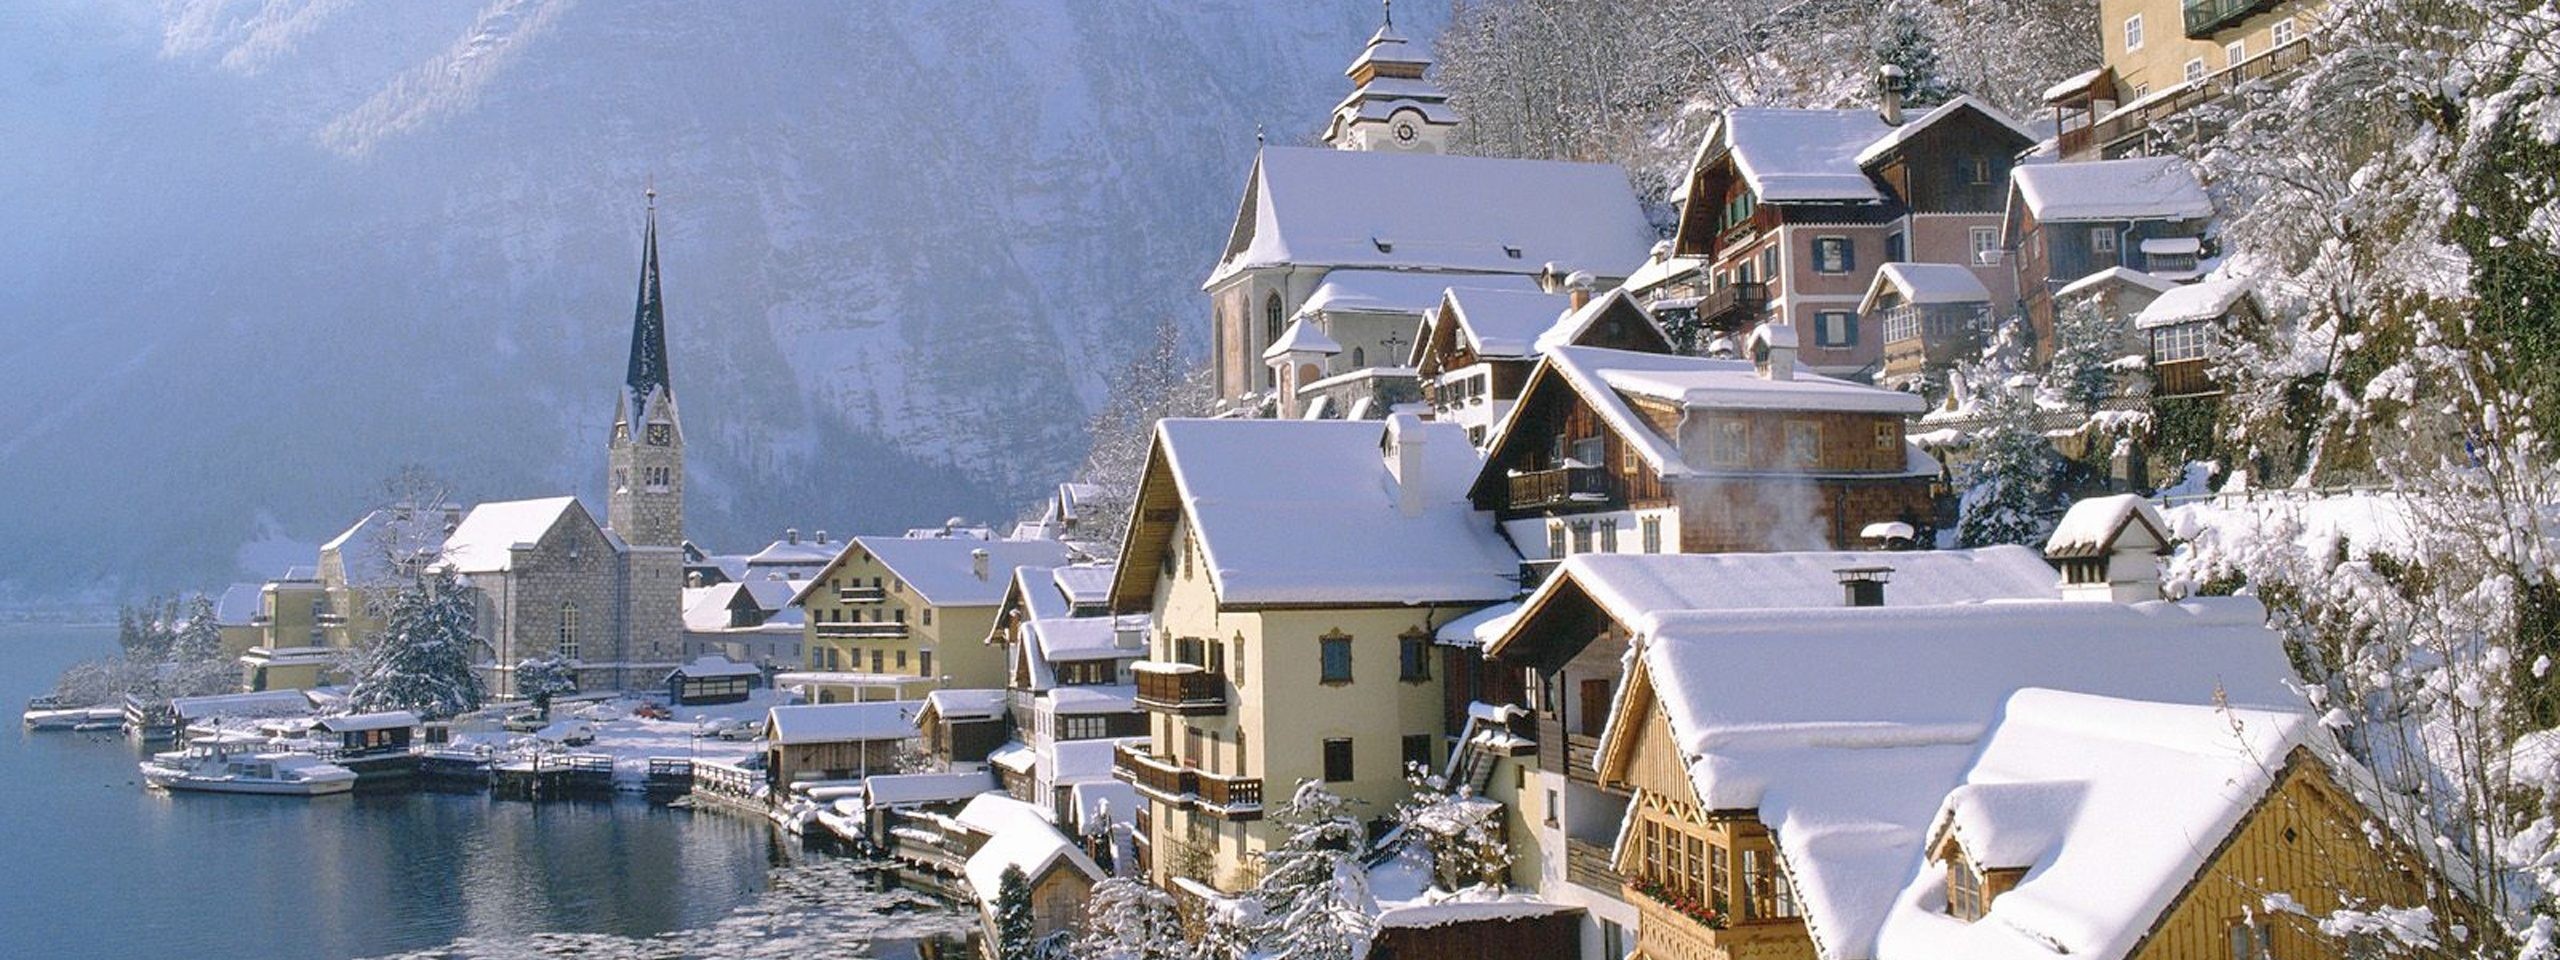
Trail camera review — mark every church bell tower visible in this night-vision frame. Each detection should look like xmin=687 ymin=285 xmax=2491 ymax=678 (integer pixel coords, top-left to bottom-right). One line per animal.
xmin=608 ymin=188 xmax=685 ymax=549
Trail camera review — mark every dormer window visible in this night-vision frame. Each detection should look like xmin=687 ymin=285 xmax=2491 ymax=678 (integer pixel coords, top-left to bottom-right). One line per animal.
xmin=2062 ymin=557 xmax=2107 ymax=584
xmin=1948 ymin=858 xmax=1988 ymax=920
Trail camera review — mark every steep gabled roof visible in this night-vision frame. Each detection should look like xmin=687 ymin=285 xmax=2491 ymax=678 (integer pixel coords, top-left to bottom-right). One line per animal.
xmin=1852 ymin=96 xmax=2038 ymax=168
xmin=2044 ymin=494 xmax=2173 ymax=560
xmin=1858 ymin=262 xmax=1994 ymax=314
xmin=439 ymin=497 xmax=586 ymax=573
xmin=2008 ymin=156 xmax=2213 ymax=223
xmin=843 ymin=537 xmax=1072 ymax=609
xmin=2133 ymin=277 xmax=2255 ymax=329
xmin=1207 ymin=147 xmax=1656 ymax=287
xmin=1531 ymin=288 xmax=1675 ymax=355
xmin=1698 ymin=108 xmax=1895 ymax=204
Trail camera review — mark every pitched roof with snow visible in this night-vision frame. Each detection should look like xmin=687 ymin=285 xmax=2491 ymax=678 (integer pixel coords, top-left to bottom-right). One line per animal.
xmin=2053 ymin=266 xmax=2180 ymax=301
xmin=317 ymin=710 xmax=420 ymax=732
xmin=1440 ymin=287 xmax=1573 ymax=358
xmin=1301 ymin=270 xmax=1542 ymax=319
xmin=1531 ymin=288 xmax=1673 ymax=354
xmin=1485 ymin=347 xmax=1924 ymax=483
xmin=746 ymin=536 xmax=840 ymax=568
xmin=1852 ymin=96 xmax=2039 ymax=168
xmin=1049 ymin=565 xmax=1116 ymax=609
xmin=669 ymin=656 xmax=761 ymax=680
xmin=853 ymin=537 xmax=1072 ymax=608
xmin=2133 ymin=277 xmax=2254 ymax=329
xmin=1618 ymin=597 xmax=2298 ymax=959
xmin=764 ymin=701 xmax=921 ymax=744
xmin=962 ymin=804 xmax=1102 ymax=907
xmin=862 ymin=770 xmax=996 ymax=808
xmin=1708 ymin=108 xmax=1894 ymax=203
xmin=1209 ymin=147 xmax=1656 ymax=286
xmin=1859 ymin=262 xmax=1994 ymax=314
xmin=2010 ymin=156 xmax=2213 ymax=223
xmin=1113 ymin=417 xmax=1522 ymax=608
xmin=439 ymin=497 xmax=586 ymax=573
xmin=923 ymin=688 xmax=1007 ymax=722
xmin=1875 ymin=689 xmax=2320 ymax=959
xmin=2044 ymin=494 xmax=2173 ymax=560
xmin=1263 ymin=318 xmax=1342 ymax=359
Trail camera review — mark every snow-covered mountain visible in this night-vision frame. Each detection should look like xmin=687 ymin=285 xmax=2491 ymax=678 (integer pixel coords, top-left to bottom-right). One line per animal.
xmin=0 ymin=0 xmax=1430 ymax=604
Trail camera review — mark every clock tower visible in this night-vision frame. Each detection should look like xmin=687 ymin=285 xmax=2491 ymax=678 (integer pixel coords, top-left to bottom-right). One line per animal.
xmin=608 ymin=189 xmax=685 ymax=550
xmin=1322 ymin=1 xmax=1461 ymax=153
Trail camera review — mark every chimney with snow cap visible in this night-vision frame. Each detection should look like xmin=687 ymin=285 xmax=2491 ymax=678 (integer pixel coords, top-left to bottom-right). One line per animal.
xmin=816 ymin=530 xmax=828 ymax=544
xmin=1878 ymin=63 xmax=1908 ymax=126
xmin=1384 ymin=413 xmax=1429 ymax=517
xmin=2045 ymin=495 xmax=2173 ymax=602
xmin=786 ymin=527 xmax=800 ymax=545
xmin=971 ymin=548 xmax=990 ymax=582
xmin=1566 ymin=271 xmax=1596 ymax=310
xmin=1747 ymin=323 xmax=1798 ymax=381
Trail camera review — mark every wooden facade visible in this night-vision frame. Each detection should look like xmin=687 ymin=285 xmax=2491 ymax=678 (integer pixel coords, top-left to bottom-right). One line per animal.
xmin=1366 ymin=908 xmax=1586 ymax=960
xmin=766 ymin=738 xmax=902 ymax=786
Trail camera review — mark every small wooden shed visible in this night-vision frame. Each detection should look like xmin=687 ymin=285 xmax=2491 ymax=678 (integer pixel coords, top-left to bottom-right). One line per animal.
xmin=315 ymin=710 xmax=421 ymax=759
xmin=666 ymin=656 xmax=760 ymax=706
xmin=764 ymin=701 xmax=920 ymax=785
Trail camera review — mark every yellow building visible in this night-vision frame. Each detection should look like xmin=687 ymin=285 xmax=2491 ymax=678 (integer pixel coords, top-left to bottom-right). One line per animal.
xmin=2051 ymin=0 xmax=2322 ymax=157
xmin=1107 ymin=415 xmax=1522 ymax=893
xmin=787 ymin=535 xmax=1070 ymax=703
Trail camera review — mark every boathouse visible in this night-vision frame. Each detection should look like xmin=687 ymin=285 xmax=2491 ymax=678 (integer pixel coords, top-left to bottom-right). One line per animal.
xmin=315 ymin=711 xmax=420 ymax=759
xmin=666 ymin=656 xmax=760 ymax=706
xmin=764 ymin=700 xmax=920 ymax=785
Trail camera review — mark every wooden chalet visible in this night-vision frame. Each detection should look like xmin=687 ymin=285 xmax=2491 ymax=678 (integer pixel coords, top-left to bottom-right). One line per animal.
xmin=763 ymin=701 xmax=919 ymax=786
xmin=1469 ymin=330 xmax=1935 ymax=560
xmin=1862 ymin=262 xmax=1994 ymax=396
xmin=665 ymin=656 xmax=759 ymax=706
xmin=2133 ymin=277 xmax=2258 ymax=400
xmin=1411 ymin=285 xmax=1673 ymax=446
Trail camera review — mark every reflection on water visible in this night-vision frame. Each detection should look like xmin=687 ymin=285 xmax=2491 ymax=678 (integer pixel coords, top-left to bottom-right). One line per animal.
xmin=0 ymin=626 xmax=970 ymax=960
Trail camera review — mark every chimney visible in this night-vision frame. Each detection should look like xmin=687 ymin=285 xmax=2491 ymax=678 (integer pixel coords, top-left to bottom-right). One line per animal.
xmin=1835 ymin=566 xmax=1893 ymax=607
xmin=1748 ymin=323 xmax=1799 ymax=381
xmin=1878 ymin=64 xmax=1908 ymax=126
xmin=1385 ymin=413 xmax=1429 ymax=517
xmin=1566 ymin=271 xmax=1596 ymax=310
xmin=816 ymin=530 xmax=828 ymax=544
xmin=971 ymin=548 xmax=991 ymax=582
xmin=2047 ymin=495 xmax=2171 ymax=603
xmin=1537 ymin=261 xmax=1563 ymax=293
xmin=785 ymin=527 xmax=800 ymax=545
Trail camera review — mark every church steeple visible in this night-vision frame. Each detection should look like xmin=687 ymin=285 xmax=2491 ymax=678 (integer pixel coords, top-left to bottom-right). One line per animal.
xmin=1324 ymin=0 xmax=1459 ymax=153
xmin=625 ymin=187 xmax=672 ymax=422
xmin=608 ymin=187 xmax=684 ymax=550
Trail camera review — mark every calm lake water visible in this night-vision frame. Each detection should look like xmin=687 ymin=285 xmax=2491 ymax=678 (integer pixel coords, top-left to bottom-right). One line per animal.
xmin=0 ymin=624 xmax=972 ymax=960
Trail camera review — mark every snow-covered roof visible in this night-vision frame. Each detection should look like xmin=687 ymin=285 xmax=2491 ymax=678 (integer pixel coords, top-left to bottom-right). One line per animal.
xmin=2043 ymin=494 xmax=2172 ymax=560
xmin=1067 ymin=779 xmax=1141 ymax=833
xmin=2010 ymin=156 xmax=2212 ymax=223
xmin=989 ymin=741 xmax=1037 ymax=773
xmin=1708 ymin=108 xmax=1894 ymax=203
xmin=1349 ymin=22 xmax=1429 ymax=73
xmin=2133 ymin=277 xmax=2253 ymax=329
xmin=1049 ymin=737 xmax=1134 ymax=783
xmin=682 ymin=583 xmax=742 ymax=632
xmin=1493 ymin=546 xmax=2061 ymax=658
xmin=1263 ymin=318 xmax=1342 ymax=359
xmin=1047 ymin=685 xmax=1138 ymax=715
xmin=962 ymin=803 xmax=1101 ymax=907
xmin=1302 ymin=270 xmax=1541 ymax=319
xmin=1433 ymin=288 xmax=1572 ymax=359
xmin=1008 ymin=565 xmax=1073 ymax=623
xmin=923 ymin=688 xmax=1007 ymax=722
xmin=1210 ymin=147 xmax=1656 ymax=285
xmin=324 ymin=508 xmax=452 ymax=583
xmin=1531 ymin=288 xmax=1669 ymax=354
xmin=440 ymin=497 xmax=583 ymax=573
xmin=853 ymin=537 xmax=1072 ymax=608
xmin=2053 ymin=266 xmax=2178 ymax=301
xmin=1859 ymin=262 xmax=1993 ymax=314
xmin=2041 ymin=68 xmax=2106 ymax=103
xmin=214 ymin=583 xmax=264 ymax=626
xmin=1621 ymin=596 xmax=2298 ymax=960
xmin=171 ymin=689 xmax=315 ymax=721
xmin=1048 ymin=565 xmax=1115 ymax=609
xmin=1029 ymin=617 xmax=1129 ymax=663
xmin=956 ymin=791 xmax=1055 ymax=836
xmin=1875 ymin=689 xmax=2319 ymax=960
xmin=1131 ymin=417 xmax=1522 ymax=607
xmin=2138 ymin=236 xmax=2201 ymax=255
xmin=1434 ymin=600 xmax=1522 ymax=648
xmin=862 ymin=770 xmax=995 ymax=808
xmin=1852 ymin=96 xmax=2037 ymax=168
xmin=745 ymin=536 xmax=840 ymax=568
xmin=765 ymin=701 xmax=921 ymax=744
xmin=316 ymin=710 xmax=419 ymax=732
xmin=669 ymin=656 xmax=761 ymax=680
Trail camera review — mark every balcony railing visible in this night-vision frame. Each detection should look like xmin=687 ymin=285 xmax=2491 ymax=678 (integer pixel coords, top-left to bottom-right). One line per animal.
xmin=1693 ymin=281 xmax=1769 ymax=329
xmin=1112 ymin=742 xmax=1264 ymax=821
xmin=2082 ymin=38 xmax=2313 ymax=156
xmin=1536 ymin=714 xmax=1613 ymax=788
xmin=2182 ymin=0 xmax=2282 ymax=38
xmin=1133 ymin=663 xmax=1227 ymax=715
xmin=836 ymin=586 xmax=885 ymax=604
xmin=1565 ymin=837 xmax=1623 ymax=893
xmin=1505 ymin=465 xmax=1619 ymax=513
xmin=1196 ymin=770 xmax=1265 ymax=817
xmin=814 ymin=622 xmax=908 ymax=640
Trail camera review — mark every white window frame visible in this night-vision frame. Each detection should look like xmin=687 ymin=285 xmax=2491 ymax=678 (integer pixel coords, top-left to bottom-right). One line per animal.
xmin=2124 ymin=14 xmax=2144 ymax=52
xmin=2226 ymin=40 xmax=2246 ymax=67
xmin=2272 ymin=19 xmax=2297 ymax=47
xmin=2090 ymin=228 xmax=2118 ymax=254
xmin=1970 ymin=227 xmax=2000 ymax=265
xmin=2183 ymin=58 xmax=2207 ymax=84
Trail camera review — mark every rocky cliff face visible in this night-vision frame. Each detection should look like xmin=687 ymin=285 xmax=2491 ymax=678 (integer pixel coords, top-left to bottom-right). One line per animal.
xmin=0 ymin=0 xmax=1425 ymax=602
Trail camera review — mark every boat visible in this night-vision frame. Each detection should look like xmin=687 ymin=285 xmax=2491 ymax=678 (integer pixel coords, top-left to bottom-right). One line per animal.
xmin=24 ymin=702 xmax=121 ymax=732
xmin=140 ymin=747 xmax=358 ymax=796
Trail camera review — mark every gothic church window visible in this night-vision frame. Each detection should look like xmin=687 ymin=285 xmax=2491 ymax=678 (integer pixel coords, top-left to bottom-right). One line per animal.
xmin=1265 ymin=293 xmax=1285 ymax=345
xmin=556 ymin=603 xmax=579 ymax=661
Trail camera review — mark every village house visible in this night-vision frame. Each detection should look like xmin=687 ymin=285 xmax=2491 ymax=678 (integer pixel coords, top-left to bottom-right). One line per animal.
xmin=1410 ymin=285 xmax=1675 ymax=446
xmin=916 ymin=688 xmax=1010 ymax=769
xmin=786 ymin=535 xmax=1071 ymax=703
xmin=1475 ymin=544 xmax=2069 ymax=959
xmin=1660 ymin=95 xmax=2035 ymax=377
xmin=1471 ymin=330 xmax=1937 ymax=562
xmin=2051 ymin=265 xmax=2182 ymax=326
xmin=1108 ymin=415 xmax=1522 ymax=893
xmin=680 ymin=578 xmax=804 ymax=668
xmin=2135 ymin=276 xmax=2259 ymax=400
xmin=1860 ymin=262 xmax=1995 ymax=396
xmin=2045 ymin=0 xmax=2321 ymax=159
xmin=956 ymin=793 xmax=1106 ymax=954
xmin=762 ymin=700 xmax=920 ymax=786
xmin=983 ymin=564 xmax=1148 ymax=819
xmin=2004 ymin=155 xmax=2216 ymax=351
xmin=664 ymin=656 xmax=759 ymax=706
xmin=211 ymin=583 xmax=265 ymax=660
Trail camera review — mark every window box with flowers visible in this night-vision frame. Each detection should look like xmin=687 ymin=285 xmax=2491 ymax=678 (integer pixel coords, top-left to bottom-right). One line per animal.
xmin=1631 ymin=876 xmax=1729 ymax=930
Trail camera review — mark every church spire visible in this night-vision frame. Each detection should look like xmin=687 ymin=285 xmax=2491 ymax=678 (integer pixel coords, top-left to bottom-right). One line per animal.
xmin=625 ymin=187 xmax=672 ymax=421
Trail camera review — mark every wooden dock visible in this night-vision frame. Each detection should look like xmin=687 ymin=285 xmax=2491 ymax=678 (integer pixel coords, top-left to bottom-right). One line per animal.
xmin=490 ymin=753 xmax=617 ymax=800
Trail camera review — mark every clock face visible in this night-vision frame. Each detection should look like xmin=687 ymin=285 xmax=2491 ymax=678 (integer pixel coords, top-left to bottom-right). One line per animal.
xmin=1394 ymin=121 xmax=1418 ymax=142
xmin=646 ymin=423 xmax=671 ymax=446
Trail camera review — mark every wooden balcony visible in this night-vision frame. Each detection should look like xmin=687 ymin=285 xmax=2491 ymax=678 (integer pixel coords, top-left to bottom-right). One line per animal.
xmin=814 ymin=622 xmax=907 ymax=640
xmin=2152 ymin=358 xmax=2222 ymax=399
xmin=1505 ymin=465 xmax=1620 ymax=513
xmin=1693 ymin=281 xmax=1770 ymax=331
xmin=1196 ymin=770 xmax=1265 ymax=820
xmin=1565 ymin=837 xmax=1623 ymax=894
xmin=836 ymin=586 xmax=886 ymax=604
xmin=1536 ymin=713 xmax=1613 ymax=788
xmin=1113 ymin=742 xmax=1263 ymax=821
xmin=1133 ymin=663 xmax=1227 ymax=715
xmin=2081 ymin=38 xmax=2312 ymax=156
xmin=2182 ymin=0 xmax=2282 ymax=38
xmin=1631 ymin=889 xmax=1809 ymax=960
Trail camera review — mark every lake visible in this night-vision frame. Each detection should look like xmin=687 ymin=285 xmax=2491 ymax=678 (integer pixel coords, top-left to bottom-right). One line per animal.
xmin=0 ymin=624 xmax=973 ymax=959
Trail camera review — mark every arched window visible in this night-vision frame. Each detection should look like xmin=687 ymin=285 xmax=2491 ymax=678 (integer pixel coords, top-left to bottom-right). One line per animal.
xmin=556 ymin=603 xmax=580 ymax=661
xmin=1351 ymin=346 xmax=1366 ymax=367
xmin=1264 ymin=292 xmax=1285 ymax=344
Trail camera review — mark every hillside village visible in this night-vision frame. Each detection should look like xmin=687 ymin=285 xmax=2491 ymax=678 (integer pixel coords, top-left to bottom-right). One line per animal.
xmin=46 ymin=1 xmax=2558 ymax=959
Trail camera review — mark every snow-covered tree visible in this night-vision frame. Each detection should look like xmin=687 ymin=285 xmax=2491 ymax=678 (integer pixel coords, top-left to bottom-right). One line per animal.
xmin=171 ymin=595 xmax=223 ymax=665
xmin=1249 ymin=781 xmax=1379 ymax=960
xmin=1952 ymin=326 xmax=2066 ymax=547
xmin=117 ymin=595 xmax=179 ymax=665
xmin=1391 ymin=763 xmax=1513 ymax=892
xmin=2045 ymin=298 xmax=2128 ymax=414
xmin=1070 ymin=877 xmax=1183 ymax=960
xmin=347 ymin=568 xmax=484 ymax=719
xmin=514 ymin=655 xmax=577 ymax=716
xmin=1067 ymin=314 xmax=1215 ymax=555
xmin=1871 ymin=1 xmax=1958 ymax=108
xmin=994 ymin=863 xmax=1038 ymax=960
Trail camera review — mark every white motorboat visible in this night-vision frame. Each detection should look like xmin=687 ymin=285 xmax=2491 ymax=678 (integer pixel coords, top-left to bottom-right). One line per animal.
xmin=140 ymin=748 xmax=358 ymax=796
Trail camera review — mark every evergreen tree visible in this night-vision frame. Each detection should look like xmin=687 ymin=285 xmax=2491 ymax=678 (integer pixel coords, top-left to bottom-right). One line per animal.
xmin=1070 ymin=876 xmax=1182 ymax=960
xmin=1249 ymin=781 xmax=1378 ymax=960
xmin=994 ymin=863 xmax=1039 ymax=960
xmin=171 ymin=595 xmax=223 ymax=665
xmin=1871 ymin=1 xmax=1958 ymax=108
xmin=1067 ymin=315 xmax=1215 ymax=556
xmin=347 ymin=568 xmax=485 ymax=719
xmin=2045 ymin=298 xmax=2127 ymax=414
xmin=514 ymin=655 xmax=578 ymax=717
xmin=1954 ymin=325 xmax=2065 ymax=547
xmin=1391 ymin=763 xmax=1513 ymax=892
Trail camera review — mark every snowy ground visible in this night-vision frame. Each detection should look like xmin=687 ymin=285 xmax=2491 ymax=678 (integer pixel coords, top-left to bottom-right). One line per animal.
xmin=454 ymin=689 xmax=798 ymax=785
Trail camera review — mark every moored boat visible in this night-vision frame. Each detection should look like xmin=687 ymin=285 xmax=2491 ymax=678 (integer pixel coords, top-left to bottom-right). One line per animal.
xmin=140 ymin=747 xmax=358 ymax=796
xmin=24 ymin=703 xmax=120 ymax=732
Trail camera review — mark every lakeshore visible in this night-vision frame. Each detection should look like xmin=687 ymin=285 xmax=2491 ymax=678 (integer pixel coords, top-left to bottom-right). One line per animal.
xmin=1 ymin=625 xmax=971 ymax=960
